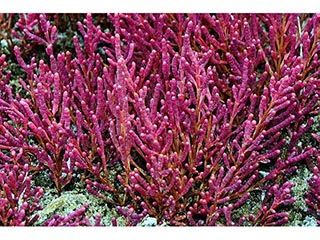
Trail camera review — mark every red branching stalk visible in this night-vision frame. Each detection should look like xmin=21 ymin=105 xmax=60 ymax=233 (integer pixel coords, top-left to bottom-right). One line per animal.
xmin=0 ymin=13 xmax=319 ymax=226
xmin=0 ymin=163 xmax=43 ymax=226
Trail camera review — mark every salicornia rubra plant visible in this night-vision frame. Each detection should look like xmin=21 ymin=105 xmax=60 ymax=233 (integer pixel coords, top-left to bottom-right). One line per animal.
xmin=0 ymin=13 xmax=319 ymax=226
xmin=0 ymin=163 xmax=43 ymax=226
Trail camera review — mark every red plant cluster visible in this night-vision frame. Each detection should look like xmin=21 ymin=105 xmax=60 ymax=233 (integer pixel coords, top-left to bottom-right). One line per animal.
xmin=0 ymin=163 xmax=43 ymax=226
xmin=0 ymin=13 xmax=320 ymax=226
